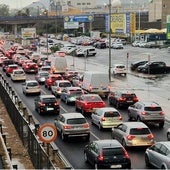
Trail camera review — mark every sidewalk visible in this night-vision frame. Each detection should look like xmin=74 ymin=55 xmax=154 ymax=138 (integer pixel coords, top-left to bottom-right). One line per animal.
xmin=66 ymin=55 xmax=170 ymax=122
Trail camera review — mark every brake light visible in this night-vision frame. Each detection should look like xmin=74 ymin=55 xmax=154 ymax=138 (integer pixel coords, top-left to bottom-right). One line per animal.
xmin=63 ymin=125 xmax=72 ymax=129
xmin=101 ymin=117 xmax=106 ymax=121
xmin=119 ymin=97 xmax=126 ymax=101
xmin=40 ymin=102 xmax=45 ymax=106
xmin=148 ymin=133 xmax=154 ymax=139
xmin=97 ymin=151 xmax=104 ymax=161
xmin=119 ymin=116 xmax=122 ymax=120
xmin=126 ymin=135 xmax=135 ymax=140
xmin=133 ymin=97 xmax=139 ymax=102
xmin=159 ymin=111 xmax=164 ymax=115
xmin=54 ymin=102 xmax=58 ymax=106
xmin=123 ymin=147 xmax=129 ymax=159
xmin=83 ymin=123 xmax=89 ymax=128
xmin=89 ymin=84 xmax=92 ymax=91
xmin=141 ymin=111 xmax=146 ymax=115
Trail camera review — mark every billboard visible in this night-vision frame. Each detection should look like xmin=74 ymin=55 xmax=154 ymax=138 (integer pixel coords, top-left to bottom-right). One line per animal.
xmin=21 ymin=28 xmax=36 ymax=39
xmin=64 ymin=22 xmax=79 ymax=29
xmin=105 ymin=13 xmax=136 ymax=35
xmin=64 ymin=15 xmax=94 ymax=22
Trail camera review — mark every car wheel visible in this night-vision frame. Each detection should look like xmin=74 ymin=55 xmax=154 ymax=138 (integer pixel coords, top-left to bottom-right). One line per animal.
xmin=98 ymin=123 xmax=103 ymax=131
xmin=145 ymin=154 xmax=151 ymax=167
xmin=161 ymin=165 xmax=166 ymax=169
xmin=116 ymin=101 xmax=120 ymax=109
xmin=84 ymin=152 xmax=88 ymax=162
xmin=61 ymin=131 xmax=67 ymax=141
xmin=122 ymin=139 xmax=127 ymax=148
xmin=159 ymin=122 xmax=164 ymax=128
xmin=167 ymin=132 xmax=170 ymax=141
xmin=128 ymin=111 xmax=132 ymax=121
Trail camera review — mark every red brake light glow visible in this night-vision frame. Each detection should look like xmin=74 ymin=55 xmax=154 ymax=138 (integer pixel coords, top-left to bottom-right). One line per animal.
xmin=147 ymin=133 xmax=154 ymax=139
xmin=126 ymin=135 xmax=135 ymax=140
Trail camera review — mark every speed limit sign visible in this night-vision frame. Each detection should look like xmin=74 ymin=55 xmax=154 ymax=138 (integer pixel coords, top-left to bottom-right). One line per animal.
xmin=38 ymin=123 xmax=57 ymax=143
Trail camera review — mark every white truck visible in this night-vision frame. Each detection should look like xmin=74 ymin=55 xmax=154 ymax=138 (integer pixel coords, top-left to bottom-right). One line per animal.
xmin=81 ymin=71 xmax=110 ymax=97
xmin=49 ymin=56 xmax=67 ymax=74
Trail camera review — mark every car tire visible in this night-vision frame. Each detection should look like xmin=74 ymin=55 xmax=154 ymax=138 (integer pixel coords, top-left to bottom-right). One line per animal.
xmin=128 ymin=111 xmax=132 ymax=121
xmin=122 ymin=139 xmax=127 ymax=148
xmin=145 ymin=154 xmax=151 ymax=167
xmin=159 ymin=122 xmax=164 ymax=128
xmin=167 ymin=132 xmax=170 ymax=141
xmin=98 ymin=123 xmax=103 ymax=131
xmin=84 ymin=152 xmax=88 ymax=162
xmin=85 ymin=134 xmax=90 ymax=142
xmin=61 ymin=131 xmax=67 ymax=141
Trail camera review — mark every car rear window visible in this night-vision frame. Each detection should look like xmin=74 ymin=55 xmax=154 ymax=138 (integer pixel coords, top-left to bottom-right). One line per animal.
xmin=130 ymin=128 xmax=150 ymax=135
xmin=42 ymin=98 xmax=56 ymax=103
xmin=67 ymin=118 xmax=86 ymax=124
xmin=15 ymin=70 xmax=24 ymax=74
xmin=84 ymin=96 xmax=102 ymax=102
xmin=27 ymin=82 xmax=38 ymax=86
xmin=104 ymin=111 xmax=120 ymax=117
xmin=59 ymin=82 xmax=71 ymax=87
xmin=103 ymin=147 xmax=124 ymax=156
xmin=69 ymin=89 xmax=82 ymax=94
xmin=122 ymin=94 xmax=136 ymax=98
xmin=144 ymin=106 xmax=162 ymax=111
xmin=117 ymin=65 xmax=125 ymax=69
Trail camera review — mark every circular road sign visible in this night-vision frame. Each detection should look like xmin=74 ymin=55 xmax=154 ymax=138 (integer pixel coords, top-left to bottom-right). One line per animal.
xmin=38 ymin=123 xmax=57 ymax=143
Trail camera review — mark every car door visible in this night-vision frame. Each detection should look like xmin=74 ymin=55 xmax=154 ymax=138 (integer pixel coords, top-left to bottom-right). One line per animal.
xmin=61 ymin=88 xmax=67 ymax=101
xmin=54 ymin=115 xmax=64 ymax=133
xmin=113 ymin=124 xmax=126 ymax=142
xmin=92 ymin=109 xmax=100 ymax=125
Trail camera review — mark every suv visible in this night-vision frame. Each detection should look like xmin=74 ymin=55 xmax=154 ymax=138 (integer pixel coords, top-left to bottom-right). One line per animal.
xmin=128 ymin=101 xmax=165 ymax=128
xmin=84 ymin=139 xmax=131 ymax=169
xmin=54 ymin=112 xmax=90 ymax=141
xmin=108 ymin=91 xmax=138 ymax=109
xmin=112 ymin=64 xmax=127 ymax=76
xmin=23 ymin=62 xmax=39 ymax=73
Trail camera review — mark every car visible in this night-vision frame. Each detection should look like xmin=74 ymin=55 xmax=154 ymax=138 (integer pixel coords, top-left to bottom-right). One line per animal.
xmin=35 ymin=71 xmax=49 ymax=84
xmin=2 ymin=59 xmax=14 ymax=72
xmin=62 ymin=70 xmax=79 ymax=83
xmin=51 ymin=80 xmax=72 ymax=97
xmin=23 ymin=62 xmax=39 ymax=73
xmin=108 ymin=91 xmax=139 ymax=109
xmin=60 ymin=87 xmax=84 ymax=104
xmin=0 ymin=56 xmax=8 ymax=66
xmin=128 ymin=101 xmax=165 ymax=128
xmin=111 ymin=42 xmax=124 ymax=49
xmin=54 ymin=112 xmax=90 ymax=141
xmin=111 ymin=122 xmax=155 ymax=148
xmin=11 ymin=69 xmax=26 ymax=81
xmin=37 ymin=56 xmax=48 ymax=67
xmin=167 ymin=128 xmax=170 ymax=141
xmin=22 ymin=80 xmax=41 ymax=96
xmin=83 ymin=47 xmax=97 ymax=56
xmin=132 ymin=41 xmax=140 ymax=47
xmin=75 ymin=94 xmax=106 ymax=114
xmin=34 ymin=94 xmax=60 ymax=115
xmin=145 ymin=141 xmax=170 ymax=169
xmin=112 ymin=64 xmax=127 ymax=76
xmin=75 ymin=48 xmax=85 ymax=57
xmin=5 ymin=64 xmax=19 ymax=76
xmin=94 ymin=42 xmax=107 ymax=49
xmin=130 ymin=60 xmax=148 ymax=71
xmin=91 ymin=107 xmax=123 ymax=130
xmin=71 ymin=75 xmax=83 ymax=87
xmin=84 ymin=139 xmax=131 ymax=169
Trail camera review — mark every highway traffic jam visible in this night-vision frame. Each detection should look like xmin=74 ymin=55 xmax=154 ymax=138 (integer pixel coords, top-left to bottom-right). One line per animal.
xmin=0 ymin=36 xmax=170 ymax=169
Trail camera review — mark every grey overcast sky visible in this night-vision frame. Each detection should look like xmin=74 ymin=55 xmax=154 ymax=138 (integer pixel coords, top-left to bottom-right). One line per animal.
xmin=0 ymin=0 xmax=39 ymax=9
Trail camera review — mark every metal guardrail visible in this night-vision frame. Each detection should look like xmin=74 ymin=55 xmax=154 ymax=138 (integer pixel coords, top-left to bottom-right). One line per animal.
xmin=0 ymin=73 xmax=72 ymax=169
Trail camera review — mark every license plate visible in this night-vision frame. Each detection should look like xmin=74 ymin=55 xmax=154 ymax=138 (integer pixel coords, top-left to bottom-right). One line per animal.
xmin=111 ymin=165 xmax=122 ymax=168
xmin=47 ymin=108 xmax=54 ymax=111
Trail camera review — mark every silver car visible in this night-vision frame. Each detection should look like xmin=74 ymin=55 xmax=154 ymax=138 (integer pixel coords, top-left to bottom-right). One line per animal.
xmin=128 ymin=101 xmax=165 ymax=128
xmin=91 ymin=107 xmax=123 ymax=130
xmin=167 ymin=128 xmax=170 ymax=141
xmin=54 ymin=112 xmax=90 ymax=141
xmin=111 ymin=122 xmax=155 ymax=148
xmin=145 ymin=141 xmax=170 ymax=169
xmin=35 ymin=71 xmax=49 ymax=84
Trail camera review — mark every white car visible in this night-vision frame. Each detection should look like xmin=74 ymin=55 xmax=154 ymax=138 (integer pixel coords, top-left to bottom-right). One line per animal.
xmin=112 ymin=64 xmax=127 ymax=76
xmin=111 ymin=42 xmax=124 ymax=49
xmin=22 ymin=80 xmax=41 ymax=96
xmin=11 ymin=69 xmax=26 ymax=81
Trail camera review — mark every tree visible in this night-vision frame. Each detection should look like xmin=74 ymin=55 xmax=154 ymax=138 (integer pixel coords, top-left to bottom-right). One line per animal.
xmin=0 ymin=4 xmax=10 ymax=16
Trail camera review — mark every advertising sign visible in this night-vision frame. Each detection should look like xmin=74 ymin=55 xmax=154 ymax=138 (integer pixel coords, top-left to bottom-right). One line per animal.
xmin=64 ymin=15 xmax=94 ymax=23
xmin=64 ymin=22 xmax=79 ymax=29
xmin=167 ymin=15 xmax=170 ymax=40
xmin=21 ymin=28 xmax=36 ymax=39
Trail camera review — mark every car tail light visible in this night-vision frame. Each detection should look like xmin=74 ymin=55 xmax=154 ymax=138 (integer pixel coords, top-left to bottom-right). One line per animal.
xmin=119 ymin=116 xmax=122 ymax=120
xmin=83 ymin=123 xmax=89 ymax=128
xmin=54 ymin=101 xmax=58 ymax=106
xmin=119 ymin=97 xmax=126 ymax=101
xmin=133 ymin=97 xmax=139 ymax=102
xmin=126 ymin=135 xmax=135 ymax=140
xmin=63 ymin=125 xmax=72 ymax=129
xmin=147 ymin=133 xmax=154 ymax=139
xmin=97 ymin=151 xmax=104 ymax=161
xmin=89 ymin=85 xmax=92 ymax=91
xmin=159 ymin=111 xmax=164 ymax=115
xmin=48 ymin=79 xmax=53 ymax=83
xmin=40 ymin=102 xmax=45 ymax=106
xmin=101 ymin=117 xmax=106 ymax=121
xmin=123 ymin=147 xmax=130 ymax=159
xmin=141 ymin=111 xmax=146 ymax=115
xmin=26 ymin=65 xmax=29 ymax=68
xmin=56 ymin=87 xmax=60 ymax=91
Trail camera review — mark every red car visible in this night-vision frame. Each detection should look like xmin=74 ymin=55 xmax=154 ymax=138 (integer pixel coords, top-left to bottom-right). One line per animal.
xmin=75 ymin=94 xmax=106 ymax=114
xmin=23 ymin=62 xmax=38 ymax=73
xmin=6 ymin=64 xmax=19 ymax=76
xmin=44 ymin=74 xmax=63 ymax=90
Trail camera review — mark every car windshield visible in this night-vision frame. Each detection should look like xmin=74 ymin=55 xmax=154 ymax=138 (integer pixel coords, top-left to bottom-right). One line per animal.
xmin=116 ymin=65 xmax=125 ymax=69
xmin=67 ymin=118 xmax=86 ymax=124
xmin=27 ymin=82 xmax=38 ymax=86
xmin=42 ymin=98 xmax=56 ymax=103
xmin=103 ymin=147 xmax=124 ymax=156
xmin=15 ymin=71 xmax=24 ymax=74
xmin=130 ymin=128 xmax=150 ymax=135
xmin=104 ymin=111 xmax=120 ymax=117
xmin=59 ymin=82 xmax=71 ymax=87
xmin=40 ymin=73 xmax=49 ymax=77
xmin=69 ymin=89 xmax=82 ymax=94
xmin=122 ymin=94 xmax=136 ymax=98
xmin=144 ymin=106 xmax=162 ymax=111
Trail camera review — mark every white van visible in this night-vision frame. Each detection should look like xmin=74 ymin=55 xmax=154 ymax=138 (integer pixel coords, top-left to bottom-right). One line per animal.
xmin=49 ymin=56 xmax=67 ymax=74
xmin=81 ymin=71 xmax=110 ymax=97
xmin=83 ymin=47 xmax=97 ymax=56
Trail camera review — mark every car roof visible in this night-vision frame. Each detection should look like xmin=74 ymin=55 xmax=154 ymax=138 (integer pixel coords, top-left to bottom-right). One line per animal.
xmin=62 ymin=112 xmax=85 ymax=119
xmin=121 ymin=122 xmax=148 ymax=128
xmin=95 ymin=107 xmax=118 ymax=112
xmin=65 ymin=87 xmax=82 ymax=90
xmin=81 ymin=94 xmax=100 ymax=97
xmin=39 ymin=95 xmax=56 ymax=99
xmin=55 ymin=80 xmax=70 ymax=83
xmin=136 ymin=101 xmax=160 ymax=107
xmin=156 ymin=141 xmax=170 ymax=149
xmin=94 ymin=139 xmax=122 ymax=148
xmin=25 ymin=80 xmax=38 ymax=83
